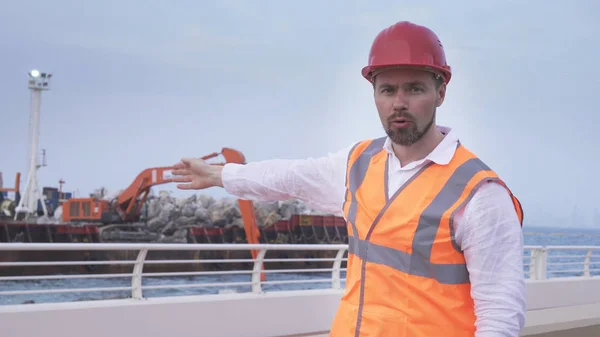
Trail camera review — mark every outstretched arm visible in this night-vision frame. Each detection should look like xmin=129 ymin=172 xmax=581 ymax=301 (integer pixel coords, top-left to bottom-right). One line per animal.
xmin=172 ymin=144 xmax=356 ymax=216
xmin=221 ymin=146 xmax=353 ymax=215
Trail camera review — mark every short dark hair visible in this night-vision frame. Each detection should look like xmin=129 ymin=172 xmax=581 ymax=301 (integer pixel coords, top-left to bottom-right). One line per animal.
xmin=372 ymin=72 xmax=444 ymax=90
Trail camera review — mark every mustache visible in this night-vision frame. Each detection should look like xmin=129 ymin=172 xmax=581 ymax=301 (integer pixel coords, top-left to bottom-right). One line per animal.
xmin=387 ymin=111 xmax=415 ymax=122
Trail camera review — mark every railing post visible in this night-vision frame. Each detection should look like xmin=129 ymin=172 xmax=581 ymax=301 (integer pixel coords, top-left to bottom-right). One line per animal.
xmin=584 ymin=249 xmax=592 ymax=277
xmin=531 ymin=247 xmax=548 ymax=280
xmin=131 ymin=249 xmax=148 ymax=300
xmin=252 ymin=249 xmax=267 ymax=293
xmin=332 ymin=248 xmax=346 ymax=289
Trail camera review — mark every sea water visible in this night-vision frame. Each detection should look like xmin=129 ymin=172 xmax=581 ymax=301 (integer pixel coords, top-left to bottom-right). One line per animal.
xmin=1 ymin=226 xmax=599 ymax=305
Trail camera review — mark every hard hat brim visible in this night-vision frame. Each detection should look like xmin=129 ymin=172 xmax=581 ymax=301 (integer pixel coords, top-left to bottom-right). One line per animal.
xmin=362 ymin=64 xmax=452 ymax=84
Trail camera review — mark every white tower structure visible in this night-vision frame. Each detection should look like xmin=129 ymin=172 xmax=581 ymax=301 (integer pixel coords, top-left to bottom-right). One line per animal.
xmin=14 ymin=69 xmax=52 ymax=220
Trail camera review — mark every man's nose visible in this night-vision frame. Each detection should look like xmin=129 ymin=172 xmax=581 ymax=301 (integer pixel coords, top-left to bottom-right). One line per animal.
xmin=392 ymin=92 xmax=408 ymax=110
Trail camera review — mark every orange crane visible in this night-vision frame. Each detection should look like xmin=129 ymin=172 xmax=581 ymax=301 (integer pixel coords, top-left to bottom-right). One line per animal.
xmin=0 ymin=172 xmax=21 ymax=194
xmin=0 ymin=172 xmax=21 ymax=210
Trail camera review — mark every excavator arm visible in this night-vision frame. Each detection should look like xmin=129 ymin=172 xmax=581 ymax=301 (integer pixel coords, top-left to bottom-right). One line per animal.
xmin=203 ymin=148 xmax=264 ymax=280
xmin=202 ymin=148 xmax=260 ymax=245
xmin=114 ymin=167 xmax=175 ymax=222
xmin=114 ymin=148 xmax=262 ymax=252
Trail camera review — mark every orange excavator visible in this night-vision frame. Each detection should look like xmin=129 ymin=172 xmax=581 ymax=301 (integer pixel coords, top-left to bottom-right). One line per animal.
xmin=61 ymin=148 xmax=262 ymax=271
xmin=61 ymin=166 xmax=177 ymax=224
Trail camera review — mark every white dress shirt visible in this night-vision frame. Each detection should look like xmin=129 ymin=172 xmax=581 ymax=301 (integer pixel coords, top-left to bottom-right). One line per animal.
xmin=221 ymin=125 xmax=526 ymax=337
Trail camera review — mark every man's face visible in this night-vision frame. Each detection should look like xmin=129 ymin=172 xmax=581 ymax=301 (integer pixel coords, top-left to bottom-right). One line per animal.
xmin=374 ymin=68 xmax=446 ymax=146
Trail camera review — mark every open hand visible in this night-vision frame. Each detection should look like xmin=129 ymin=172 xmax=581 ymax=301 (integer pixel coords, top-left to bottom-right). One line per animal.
xmin=171 ymin=158 xmax=223 ymax=190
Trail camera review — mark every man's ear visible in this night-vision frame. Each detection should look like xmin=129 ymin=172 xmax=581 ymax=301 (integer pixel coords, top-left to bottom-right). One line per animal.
xmin=436 ymin=83 xmax=446 ymax=107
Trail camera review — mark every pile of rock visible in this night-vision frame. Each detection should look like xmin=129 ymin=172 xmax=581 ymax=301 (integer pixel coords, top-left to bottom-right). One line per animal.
xmin=36 ymin=188 xmax=333 ymax=243
xmin=143 ymin=194 xmax=321 ymax=233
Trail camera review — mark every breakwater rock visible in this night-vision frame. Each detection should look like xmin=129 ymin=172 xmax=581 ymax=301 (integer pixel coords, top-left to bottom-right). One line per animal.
xmin=34 ymin=192 xmax=334 ymax=243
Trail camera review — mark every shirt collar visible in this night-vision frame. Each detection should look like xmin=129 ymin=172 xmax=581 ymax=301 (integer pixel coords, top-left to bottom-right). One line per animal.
xmin=382 ymin=125 xmax=459 ymax=166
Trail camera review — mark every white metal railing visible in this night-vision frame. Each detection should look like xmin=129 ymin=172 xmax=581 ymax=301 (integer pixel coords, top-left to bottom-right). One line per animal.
xmin=0 ymin=243 xmax=349 ymax=303
xmin=523 ymin=245 xmax=600 ymax=280
xmin=0 ymin=243 xmax=599 ymax=305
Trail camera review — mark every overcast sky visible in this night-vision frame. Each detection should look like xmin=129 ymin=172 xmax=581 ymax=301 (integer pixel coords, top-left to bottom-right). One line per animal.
xmin=1 ymin=1 xmax=598 ymax=228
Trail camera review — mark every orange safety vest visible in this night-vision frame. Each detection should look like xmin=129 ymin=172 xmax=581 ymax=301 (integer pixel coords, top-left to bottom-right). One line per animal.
xmin=329 ymin=137 xmax=524 ymax=337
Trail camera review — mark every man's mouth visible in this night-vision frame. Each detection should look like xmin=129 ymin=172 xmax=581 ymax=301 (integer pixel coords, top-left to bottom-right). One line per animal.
xmin=390 ymin=118 xmax=411 ymax=127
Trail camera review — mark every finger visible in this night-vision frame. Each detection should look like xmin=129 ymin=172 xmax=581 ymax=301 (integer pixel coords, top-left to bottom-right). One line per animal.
xmin=172 ymin=162 xmax=187 ymax=169
xmin=172 ymin=168 xmax=191 ymax=176
xmin=176 ymin=183 xmax=198 ymax=190
xmin=171 ymin=176 xmax=192 ymax=183
xmin=181 ymin=157 xmax=198 ymax=165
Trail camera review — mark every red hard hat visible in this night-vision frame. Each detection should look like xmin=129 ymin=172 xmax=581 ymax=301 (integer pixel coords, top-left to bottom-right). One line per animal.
xmin=362 ymin=21 xmax=452 ymax=84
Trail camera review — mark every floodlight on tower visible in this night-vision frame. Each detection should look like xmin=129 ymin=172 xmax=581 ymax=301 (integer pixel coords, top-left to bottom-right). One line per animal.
xmin=14 ymin=69 xmax=52 ymax=220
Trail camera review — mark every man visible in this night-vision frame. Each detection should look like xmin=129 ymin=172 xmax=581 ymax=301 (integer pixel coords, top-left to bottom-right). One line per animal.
xmin=172 ymin=21 xmax=526 ymax=337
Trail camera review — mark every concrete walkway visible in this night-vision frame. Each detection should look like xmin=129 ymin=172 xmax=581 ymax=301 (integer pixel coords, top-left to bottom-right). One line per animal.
xmin=283 ymin=324 xmax=600 ymax=336
xmin=526 ymin=324 xmax=600 ymax=336
xmin=289 ymin=324 xmax=600 ymax=337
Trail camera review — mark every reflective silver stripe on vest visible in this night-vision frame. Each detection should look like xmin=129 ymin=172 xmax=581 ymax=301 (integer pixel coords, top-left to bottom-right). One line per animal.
xmin=348 ymin=235 xmax=469 ymax=284
xmin=345 ymin=137 xmax=387 ymax=238
xmin=410 ymin=157 xmax=491 ymax=273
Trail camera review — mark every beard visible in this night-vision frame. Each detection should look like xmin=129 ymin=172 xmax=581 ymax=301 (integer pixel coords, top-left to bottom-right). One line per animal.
xmin=384 ymin=110 xmax=435 ymax=146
